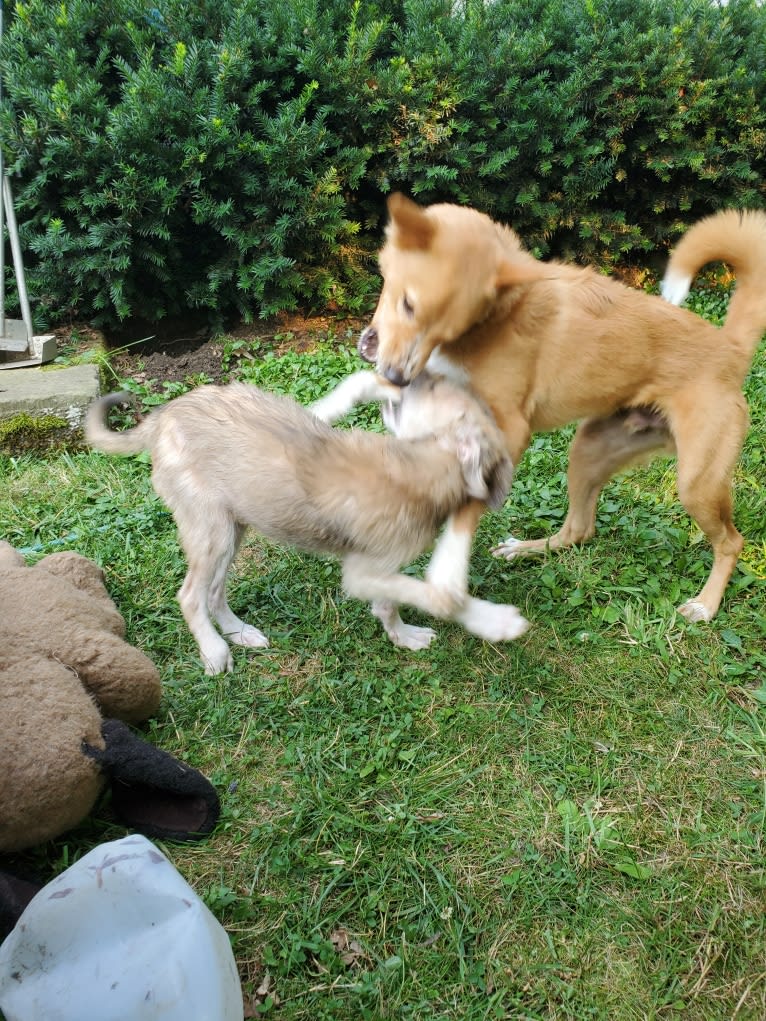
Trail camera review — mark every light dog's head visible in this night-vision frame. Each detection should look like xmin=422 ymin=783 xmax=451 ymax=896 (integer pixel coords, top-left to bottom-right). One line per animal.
xmin=359 ymin=193 xmax=547 ymax=386
xmin=384 ymin=371 xmax=514 ymax=509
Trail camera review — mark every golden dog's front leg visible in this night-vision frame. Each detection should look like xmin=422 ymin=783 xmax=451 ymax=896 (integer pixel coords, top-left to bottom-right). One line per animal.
xmin=425 ymin=499 xmax=530 ymax=641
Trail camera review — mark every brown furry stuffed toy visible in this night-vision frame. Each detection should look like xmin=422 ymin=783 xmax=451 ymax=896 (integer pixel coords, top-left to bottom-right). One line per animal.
xmin=0 ymin=541 xmax=220 ymax=937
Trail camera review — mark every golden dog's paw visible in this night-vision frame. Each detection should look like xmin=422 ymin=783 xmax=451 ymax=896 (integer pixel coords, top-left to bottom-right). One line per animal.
xmin=453 ymin=598 xmax=530 ymax=642
xmin=491 ymin=536 xmax=524 ymax=559
xmin=677 ymin=599 xmax=713 ymax=623
xmin=470 ymin=602 xmax=530 ymax=642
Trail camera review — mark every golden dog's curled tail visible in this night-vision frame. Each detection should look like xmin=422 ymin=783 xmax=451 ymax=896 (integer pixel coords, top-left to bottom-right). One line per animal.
xmin=85 ymin=392 xmax=157 ymax=455
xmin=661 ymin=209 xmax=766 ymax=361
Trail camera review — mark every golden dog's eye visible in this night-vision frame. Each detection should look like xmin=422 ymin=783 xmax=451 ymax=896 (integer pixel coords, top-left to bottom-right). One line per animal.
xmin=402 ymin=294 xmax=414 ymax=318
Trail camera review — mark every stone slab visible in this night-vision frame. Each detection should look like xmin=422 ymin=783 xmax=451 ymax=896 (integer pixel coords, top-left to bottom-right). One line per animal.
xmin=0 ymin=363 xmax=101 ymax=430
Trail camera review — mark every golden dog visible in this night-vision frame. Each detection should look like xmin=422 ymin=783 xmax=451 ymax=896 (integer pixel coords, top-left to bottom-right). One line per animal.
xmin=357 ymin=193 xmax=766 ymax=621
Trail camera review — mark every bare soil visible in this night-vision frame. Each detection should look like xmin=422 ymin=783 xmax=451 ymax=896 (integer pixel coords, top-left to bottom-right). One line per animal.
xmin=55 ymin=312 xmax=366 ymax=390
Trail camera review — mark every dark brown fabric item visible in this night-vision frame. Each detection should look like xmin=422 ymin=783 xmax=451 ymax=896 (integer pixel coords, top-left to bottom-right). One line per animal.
xmin=84 ymin=719 xmax=220 ymax=843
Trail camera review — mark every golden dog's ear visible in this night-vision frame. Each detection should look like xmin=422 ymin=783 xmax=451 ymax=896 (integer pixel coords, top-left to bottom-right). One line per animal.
xmin=493 ymin=259 xmax=550 ymax=292
xmin=386 ymin=192 xmax=436 ymax=251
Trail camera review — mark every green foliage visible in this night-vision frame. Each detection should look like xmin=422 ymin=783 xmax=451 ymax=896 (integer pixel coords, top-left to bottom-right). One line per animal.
xmin=0 ymin=0 xmax=377 ymax=327
xmin=369 ymin=0 xmax=766 ymax=259
xmin=1 ymin=0 xmax=764 ymax=329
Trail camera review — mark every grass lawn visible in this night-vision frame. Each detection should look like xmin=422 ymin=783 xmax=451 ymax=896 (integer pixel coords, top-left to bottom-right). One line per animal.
xmin=1 ymin=287 xmax=765 ymax=1020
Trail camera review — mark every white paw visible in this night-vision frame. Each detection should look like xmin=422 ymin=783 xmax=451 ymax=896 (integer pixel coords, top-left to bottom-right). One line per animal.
xmin=389 ymin=623 xmax=438 ymax=651
xmin=491 ymin=536 xmax=523 ymax=560
xmin=660 ymin=272 xmax=692 ymax=306
xmin=201 ymin=642 xmax=234 ymax=676
xmin=476 ymin=603 xmax=530 ymax=642
xmin=225 ymin=624 xmax=270 ymax=649
xmin=677 ymin=600 xmax=712 ymax=623
xmin=458 ymin=600 xmax=530 ymax=642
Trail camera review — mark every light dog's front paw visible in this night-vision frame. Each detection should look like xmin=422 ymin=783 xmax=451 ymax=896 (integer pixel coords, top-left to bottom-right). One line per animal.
xmin=201 ymin=644 xmax=234 ymax=676
xmin=456 ymin=599 xmax=530 ymax=642
xmin=372 ymin=600 xmax=438 ymax=650
xmin=677 ymin=599 xmax=713 ymax=623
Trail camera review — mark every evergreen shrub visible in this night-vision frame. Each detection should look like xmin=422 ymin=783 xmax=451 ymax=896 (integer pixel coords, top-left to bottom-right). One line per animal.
xmin=1 ymin=0 xmax=764 ymax=329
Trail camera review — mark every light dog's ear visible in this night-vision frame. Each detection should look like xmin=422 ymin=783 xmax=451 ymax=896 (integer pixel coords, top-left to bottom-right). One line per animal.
xmin=447 ymin=420 xmax=515 ymax=508
xmin=446 ymin=419 xmax=491 ymax=502
xmin=386 ymin=193 xmax=436 ymax=251
xmin=485 ymin=455 xmax=514 ymax=510
xmin=449 ymin=416 xmax=516 ymax=508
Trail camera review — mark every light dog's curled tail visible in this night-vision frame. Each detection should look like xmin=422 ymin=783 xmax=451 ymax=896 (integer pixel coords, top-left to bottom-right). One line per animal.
xmin=85 ymin=392 xmax=157 ymax=455
xmin=661 ymin=209 xmax=766 ymax=364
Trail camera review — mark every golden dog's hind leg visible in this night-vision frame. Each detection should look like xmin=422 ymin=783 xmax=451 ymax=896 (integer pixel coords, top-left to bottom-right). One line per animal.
xmin=672 ymin=398 xmax=749 ymax=622
xmin=492 ymin=414 xmax=673 ymax=559
xmin=426 ymin=500 xmax=486 ymax=603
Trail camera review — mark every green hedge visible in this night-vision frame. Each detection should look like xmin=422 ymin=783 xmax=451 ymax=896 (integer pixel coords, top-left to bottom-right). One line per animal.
xmin=1 ymin=0 xmax=764 ymax=329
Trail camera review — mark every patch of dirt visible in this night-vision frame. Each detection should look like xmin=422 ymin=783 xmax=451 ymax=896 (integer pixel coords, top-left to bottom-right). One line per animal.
xmin=57 ymin=312 xmax=366 ymax=390
xmin=108 ymin=328 xmax=229 ymax=388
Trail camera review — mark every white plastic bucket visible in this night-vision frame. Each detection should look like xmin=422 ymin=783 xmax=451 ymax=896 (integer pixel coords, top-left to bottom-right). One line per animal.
xmin=0 ymin=834 xmax=244 ymax=1020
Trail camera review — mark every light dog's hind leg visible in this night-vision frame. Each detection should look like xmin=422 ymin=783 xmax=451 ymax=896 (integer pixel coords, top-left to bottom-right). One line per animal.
xmin=207 ymin=522 xmax=270 ymax=651
xmin=175 ymin=507 xmax=240 ymax=675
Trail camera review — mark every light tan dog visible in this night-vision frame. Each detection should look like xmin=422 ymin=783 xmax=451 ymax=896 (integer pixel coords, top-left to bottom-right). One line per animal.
xmin=85 ymin=371 xmax=527 ymax=675
xmin=357 ymin=194 xmax=766 ymax=622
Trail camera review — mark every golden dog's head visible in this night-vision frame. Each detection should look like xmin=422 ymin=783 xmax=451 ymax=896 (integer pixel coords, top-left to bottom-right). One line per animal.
xmin=359 ymin=193 xmax=546 ymax=386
